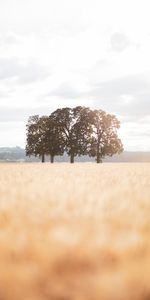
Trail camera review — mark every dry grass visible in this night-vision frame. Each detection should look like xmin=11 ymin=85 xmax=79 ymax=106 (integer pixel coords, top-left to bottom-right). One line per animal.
xmin=0 ymin=163 xmax=150 ymax=300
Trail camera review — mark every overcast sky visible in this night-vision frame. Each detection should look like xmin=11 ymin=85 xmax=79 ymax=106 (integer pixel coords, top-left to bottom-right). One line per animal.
xmin=0 ymin=0 xmax=150 ymax=150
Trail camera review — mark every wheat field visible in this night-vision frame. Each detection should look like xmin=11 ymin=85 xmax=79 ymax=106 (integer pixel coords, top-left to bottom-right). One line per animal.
xmin=0 ymin=163 xmax=150 ymax=300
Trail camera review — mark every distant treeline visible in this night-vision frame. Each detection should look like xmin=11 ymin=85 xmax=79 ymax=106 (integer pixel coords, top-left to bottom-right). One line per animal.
xmin=26 ymin=106 xmax=123 ymax=163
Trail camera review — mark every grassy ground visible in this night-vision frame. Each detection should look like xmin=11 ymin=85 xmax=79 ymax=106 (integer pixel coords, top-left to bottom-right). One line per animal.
xmin=0 ymin=163 xmax=150 ymax=300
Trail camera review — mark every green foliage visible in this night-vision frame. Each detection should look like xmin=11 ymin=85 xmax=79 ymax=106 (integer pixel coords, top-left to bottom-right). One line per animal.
xmin=88 ymin=109 xmax=123 ymax=163
xmin=50 ymin=106 xmax=92 ymax=162
xmin=26 ymin=107 xmax=123 ymax=163
xmin=26 ymin=115 xmax=65 ymax=162
xmin=26 ymin=115 xmax=47 ymax=162
xmin=44 ymin=115 xmax=65 ymax=162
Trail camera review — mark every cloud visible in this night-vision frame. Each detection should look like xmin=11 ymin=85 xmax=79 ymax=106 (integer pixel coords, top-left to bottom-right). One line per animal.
xmin=119 ymin=119 xmax=150 ymax=150
xmin=89 ymin=72 xmax=150 ymax=118
xmin=75 ymin=59 xmax=110 ymax=77
xmin=18 ymin=62 xmax=50 ymax=84
xmin=0 ymin=57 xmax=50 ymax=84
xmin=44 ymin=22 xmax=89 ymax=38
xmin=43 ymin=73 xmax=150 ymax=121
xmin=0 ymin=121 xmax=26 ymax=147
xmin=0 ymin=0 xmax=150 ymax=150
xmin=110 ymin=32 xmax=130 ymax=52
xmin=48 ymin=82 xmax=83 ymax=99
xmin=0 ymin=90 xmax=12 ymax=98
xmin=0 ymin=33 xmax=21 ymax=46
xmin=0 ymin=106 xmax=54 ymax=123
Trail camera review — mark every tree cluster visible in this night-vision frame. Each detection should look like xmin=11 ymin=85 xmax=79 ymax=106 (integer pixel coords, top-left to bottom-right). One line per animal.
xmin=26 ymin=106 xmax=123 ymax=163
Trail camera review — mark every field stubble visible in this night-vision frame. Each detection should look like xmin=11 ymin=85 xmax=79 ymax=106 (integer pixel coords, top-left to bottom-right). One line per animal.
xmin=0 ymin=163 xmax=150 ymax=300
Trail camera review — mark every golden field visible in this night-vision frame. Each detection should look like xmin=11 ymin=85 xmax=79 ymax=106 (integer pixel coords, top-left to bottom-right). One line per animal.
xmin=0 ymin=163 xmax=150 ymax=300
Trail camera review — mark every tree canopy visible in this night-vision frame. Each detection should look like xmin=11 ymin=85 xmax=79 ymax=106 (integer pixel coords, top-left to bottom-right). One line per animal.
xmin=26 ymin=106 xmax=123 ymax=163
xmin=88 ymin=109 xmax=123 ymax=163
xmin=50 ymin=106 xmax=92 ymax=163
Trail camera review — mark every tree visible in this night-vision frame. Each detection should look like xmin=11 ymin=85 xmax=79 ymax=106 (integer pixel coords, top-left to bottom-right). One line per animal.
xmin=50 ymin=106 xmax=92 ymax=163
xmin=44 ymin=116 xmax=65 ymax=163
xmin=26 ymin=115 xmax=65 ymax=163
xmin=26 ymin=115 xmax=48 ymax=162
xmin=88 ymin=109 xmax=123 ymax=163
xmin=26 ymin=107 xmax=123 ymax=164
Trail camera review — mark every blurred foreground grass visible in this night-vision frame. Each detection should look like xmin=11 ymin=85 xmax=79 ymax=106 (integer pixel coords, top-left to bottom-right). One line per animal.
xmin=0 ymin=163 xmax=150 ymax=300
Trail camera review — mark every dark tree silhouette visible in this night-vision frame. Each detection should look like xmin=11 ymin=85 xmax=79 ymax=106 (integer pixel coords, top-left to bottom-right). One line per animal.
xmin=26 ymin=115 xmax=47 ymax=162
xmin=44 ymin=116 xmax=65 ymax=163
xmin=26 ymin=115 xmax=65 ymax=163
xmin=88 ymin=109 xmax=123 ymax=163
xmin=50 ymin=106 xmax=92 ymax=163
xmin=26 ymin=107 xmax=123 ymax=163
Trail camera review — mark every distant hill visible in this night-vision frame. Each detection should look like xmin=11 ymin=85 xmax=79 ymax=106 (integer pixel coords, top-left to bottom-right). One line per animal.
xmin=0 ymin=147 xmax=150 ymax=162
xmin=0 ymin=147 xmax=26 ymax=161
xmin=104 ymin=151 xmax=150 ymax=163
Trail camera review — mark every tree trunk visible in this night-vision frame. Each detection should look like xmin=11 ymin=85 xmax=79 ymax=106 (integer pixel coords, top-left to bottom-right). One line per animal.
xmin=96 ymin=153 xmax=102 ymax=163
xmin=50 ymin=155 xmax=54 ymax=163
xmin=41 ymin=153 xmax=45 ymax=163
xmin=96 ymin=141 xmax=102 ymax=163
xmin=70 ymin=153 xmax=74 ymax=163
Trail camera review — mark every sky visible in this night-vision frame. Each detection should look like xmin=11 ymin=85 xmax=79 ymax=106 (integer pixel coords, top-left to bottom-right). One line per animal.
xmin=0 ymin=0 xmax=150 ymax=151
